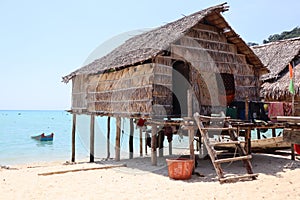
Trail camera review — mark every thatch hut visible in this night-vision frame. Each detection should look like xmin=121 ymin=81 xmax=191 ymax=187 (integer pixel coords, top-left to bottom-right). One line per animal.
xmin=252 ymin=37 xmax=300 ymax=115
xmin=63 ymin=3 xmax=266 ymax=165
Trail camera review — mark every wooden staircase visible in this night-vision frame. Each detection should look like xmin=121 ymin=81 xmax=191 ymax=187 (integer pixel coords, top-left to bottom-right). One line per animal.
xmin=194 ymin=112 xmax=258 ymax=183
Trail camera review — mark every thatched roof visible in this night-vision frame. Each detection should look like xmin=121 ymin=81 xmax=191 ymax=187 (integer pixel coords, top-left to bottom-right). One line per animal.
xmin=63 ymin=3 xmax=264 ymax=83
xmin=261 ymin=63 xmax=300 ymax=100
xmin=252 ymin=37 xmax=300 ymax=81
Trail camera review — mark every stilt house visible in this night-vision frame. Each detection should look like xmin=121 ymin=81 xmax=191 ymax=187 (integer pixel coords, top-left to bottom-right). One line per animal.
xmin=63 ymin=3 xmax=267 ymax=164
xmin=252 ymin=37 xmax=300 ymax=115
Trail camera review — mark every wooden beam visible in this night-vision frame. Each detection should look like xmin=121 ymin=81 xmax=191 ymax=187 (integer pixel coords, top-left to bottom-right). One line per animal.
xmin=38 ymin=164 xmax=127 ymax=176
xmin=90 ymin=114 xmax=95 ymax=163
xmin=277 ymin=116 xmax=300 ymax=123
xmin=151 ymin=125 xmax=157 ymax=166
xmin=71 ymin=114 xmax=76 ymax=162
xmin=107 ymin=116 xmax=111 ymax=159
xmin=115 ymin=117 xmax=121 ymax=161
xmin=129 ymin=118 xmax=134 ymax=159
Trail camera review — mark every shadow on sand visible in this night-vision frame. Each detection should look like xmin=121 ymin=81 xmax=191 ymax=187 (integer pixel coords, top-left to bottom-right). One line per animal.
xmin=89 ymin=151 xmax=300 ymax=183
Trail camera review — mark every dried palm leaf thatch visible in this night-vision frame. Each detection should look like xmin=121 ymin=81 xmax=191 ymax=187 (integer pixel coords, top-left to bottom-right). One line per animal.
xmin=63 ymin=3 xmax=264 ymax=83
xmin=261 ymin=63 xmax=300 ymax=100
xmin=252 ymin=37 xmax=300 ymax=81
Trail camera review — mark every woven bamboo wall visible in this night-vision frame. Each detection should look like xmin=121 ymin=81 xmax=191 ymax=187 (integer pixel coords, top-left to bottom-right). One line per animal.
xmin=86 ymin=63 xmax=154 ymax=117
xmin=72 ymin=74 xmax=88 ymax=112
xmin=171 ymin=22 xmax=260 ymax=107
xmin=152 ymin=61 xmax=173 ymax=117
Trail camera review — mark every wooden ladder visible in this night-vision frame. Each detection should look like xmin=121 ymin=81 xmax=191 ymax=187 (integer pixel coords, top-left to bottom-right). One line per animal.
xmin=194 ymin=112 xmax=258 ymax=183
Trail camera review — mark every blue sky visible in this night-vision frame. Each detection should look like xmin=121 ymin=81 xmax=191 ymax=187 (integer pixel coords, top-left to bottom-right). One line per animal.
xmin=0 ymin=0 xmax=299 ymax=110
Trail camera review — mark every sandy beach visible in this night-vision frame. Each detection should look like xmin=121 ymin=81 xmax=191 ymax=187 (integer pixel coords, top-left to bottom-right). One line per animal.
xmin=1 ymin=152 xmax=300 ymax=200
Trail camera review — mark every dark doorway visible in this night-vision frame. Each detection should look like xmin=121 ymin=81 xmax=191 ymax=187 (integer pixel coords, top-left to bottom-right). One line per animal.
xmin=172 ymin=61 xmax=190 ymax=117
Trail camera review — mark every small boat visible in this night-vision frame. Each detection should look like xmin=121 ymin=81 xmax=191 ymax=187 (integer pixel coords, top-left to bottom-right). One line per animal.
xmin=31 ymin=133 xmax=54 ymax=141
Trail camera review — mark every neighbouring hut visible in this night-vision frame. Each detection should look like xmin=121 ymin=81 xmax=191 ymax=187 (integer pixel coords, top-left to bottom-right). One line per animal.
xmin=252 ymin=37 xmax=300 ymax=116
xmin=63 ymin=3 xmax=267 ymax=165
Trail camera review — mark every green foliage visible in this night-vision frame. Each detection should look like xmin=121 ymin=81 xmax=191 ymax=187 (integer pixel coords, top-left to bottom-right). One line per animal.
xmin=263 ymin=26 xmax=300 ymax=44
xmin=247 ymin=42 xmax=259 ymax=46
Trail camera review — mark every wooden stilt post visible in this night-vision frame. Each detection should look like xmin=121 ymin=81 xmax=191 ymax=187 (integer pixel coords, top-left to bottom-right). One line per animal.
xmin=151 ymin=124 xmax=157 ymax=166
xmin=139 ymin=128 xmax=143 ymax=157
xmin=145 ymin=131 xmax=148 ymax=155
xmin=187 ymin=89 xmax=195 ymax=162
xmin=292 ymin=61 xmax=295 ymax=116
xmin=245 ymin=96 xmax=249 ymax=121
xmin=291 ymin=143 xmax=295 ymax=160
xmin=107 ymin=117 xmax=111 ymax=159
xmin=169 ymin=141 xmax=172 ymax=155
xmin=272 ymin=128 xmax=276 ymax=137
xmin=115 ymin=117 xmax=121 ymax=161
xmin=90 ymin=114 xmax=95 ymax=163
xmin=71 ymin=113 xmax=76 ymax=162
xmin=158 ymin=129 xmax=163 ymax=157
xmin=129 ymin=118 xmax=134 ymax=159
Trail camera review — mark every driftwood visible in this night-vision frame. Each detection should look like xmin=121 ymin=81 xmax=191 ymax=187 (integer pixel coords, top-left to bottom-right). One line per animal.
xmin=38 ymin=163 xmax=127 ymax=176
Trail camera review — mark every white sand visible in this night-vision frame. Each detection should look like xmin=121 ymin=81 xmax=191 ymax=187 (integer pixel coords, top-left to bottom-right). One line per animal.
xmin=1 ymin=153 xmax=300 ymax=200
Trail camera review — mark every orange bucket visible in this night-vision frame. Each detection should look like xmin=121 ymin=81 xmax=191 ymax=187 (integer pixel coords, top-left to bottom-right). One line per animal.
xmin=166 ymin=158 xmax=194 ymax=180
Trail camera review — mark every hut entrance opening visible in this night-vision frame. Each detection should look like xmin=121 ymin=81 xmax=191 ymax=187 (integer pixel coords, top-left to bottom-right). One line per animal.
xmin=172 ymin=61 xmax=190 ymax=117
xmin=216 ymin=73 xmax=235 ymax=106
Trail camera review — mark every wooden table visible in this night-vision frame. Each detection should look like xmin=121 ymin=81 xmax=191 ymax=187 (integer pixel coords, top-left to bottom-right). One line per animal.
xmin=230 ymin=121 xmax=285 ymax=155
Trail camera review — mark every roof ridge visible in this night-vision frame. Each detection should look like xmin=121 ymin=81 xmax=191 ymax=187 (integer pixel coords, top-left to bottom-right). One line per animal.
xmin=253 ymin=36 xmax=300 ymax=49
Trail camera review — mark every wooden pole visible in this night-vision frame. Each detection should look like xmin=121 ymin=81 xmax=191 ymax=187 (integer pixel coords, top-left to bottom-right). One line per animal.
xmin=169 ymin=141 xmax=172 ymax=155
xmin=151 ymin=125 xmax=157 ymax=166
xmin=107 ymin=117 xmax=111 ymax=159
xmin=145 ymin=131 xmax=148 ymax=155
xmin=158 ymin=129 xmax=163 ymax=157
xmin=245 ymin=96 xmax=249 ymax=121
xmin=90 ymin=114 xmax=95 ymax=163
xmin=291 ymin=143 xmax=295 ymax=160
xmin=129 ymin=118 xmax=134 ymax=159
xmin=71 ymin=113 xmax=76 ymax=162
xmin=187 ymin=89 xmax=195 ymax=161
xmin=139 ymin=128 xmax=143 ymax=157
xmin=38 ymin=164 xmax=127 ymax=176
xmin=115 ymin=117 xmax=121 ymax=161
xmin=292 ymin=61 xmax=295 ymax=116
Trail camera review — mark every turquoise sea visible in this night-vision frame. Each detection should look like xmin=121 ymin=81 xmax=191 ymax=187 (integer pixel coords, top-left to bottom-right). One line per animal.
xmin=0 ymin=110 xmax=282 ymax=166
xmin=0 ymin=110 xmax=190 ymax=166
xmin=0 ymin=110 xmax=83 ymax=165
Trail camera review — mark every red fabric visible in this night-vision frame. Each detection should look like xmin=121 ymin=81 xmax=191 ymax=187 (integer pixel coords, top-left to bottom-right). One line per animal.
xmin=289 ymin=63 xmax=293 ymax=79
xmin=137 ymin=118 xmax=146 ymax=127
xmin=283 ymin=102 xmax=292 ymax=116
xmin=294 ymin=144 xmax=300 ymax=154
xmin=268 ymin=102 xmax=284 ymax=119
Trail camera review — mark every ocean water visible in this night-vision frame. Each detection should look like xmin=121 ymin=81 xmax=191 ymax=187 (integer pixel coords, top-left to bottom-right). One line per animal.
xmin=0 ymin=110 xmax=82 ymax=165
xmin=1 ymin=110 xmax=282 ymax=166
xmin=0 ymin=110 xmax=189 ymax=166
